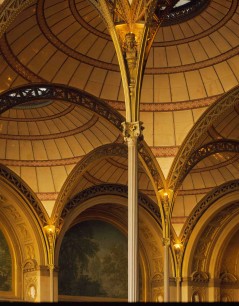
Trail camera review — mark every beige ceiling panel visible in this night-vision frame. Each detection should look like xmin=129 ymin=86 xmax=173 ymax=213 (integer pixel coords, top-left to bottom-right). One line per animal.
xmin=199 ymin=66 xmax=224 ymax=96
xmin=97 ymin=120 xmax=120 ymax=140
xmin=0 ymin=67 xmax=18 ymax=92
xmin=140 ymin=112 xmax=153 ymax=146
xmin=200 ymin=171 xmax=217 ymax=188
xmin=11 ymin=26 xmax=41 ymax=55
xmin=0 ymin=119 xmax=7 ymax=134
xmin=177 ymin=44 xmax=195 ymax=65
xmin=219 ymin=166 xmax=238 ymax=181
xmin=28 ymin=122 xmax=40 ymax=135
xmin=156 ymin=156 xmax=174 ymax=178
xmin=219 ymin=24 xmax=239 ymax=47
xmin=32 ymin=140 xmax=48 ymax=160
xmin=185 ymin=70 xmax=207 ymax=99
xmin=141 ymin=75 xmax=153 ymax=103
xmin=57 ymin=22 xmax=82 ymax=43
xmin=171 ymin=24 xmax=185 ymax=40
xmin=189 ymin=40 xmax=208 ymax=62
xmin=154 ymin=74 xmax=172 ymax=103
xmin=18 ymin=36 xmax=47 ymax=65
xmin=192 ymin=107 xmax=207 ymax=123
xmin=184 ymin=195 xmax=198 ymax=216
xmin=154 ymin=112 xmax=175 ymax=146
xmin=209 ymin=32 xmax=231 ymax=53
xmin=174 ymin=110 xmax=194 ymax=145
xmin=36 ymin=121 xmax=50 ymax=135
xmin=228 ymin=56 xmax=239 ymax=79
xmin=98 ymin=42 xmax=115 ymax=63
xmin=203 ymin=8 xmax=222 ymax=24
xmin=87 ymin=38 xmax=108 ymax=59
xmin=91 ymin=124 xmax=117 ymax=144
xmin=53 ymin=57 xmax=80 ymax=84
xmin=0 ymin=58 xmax=8 ymax=75
xmin=65 ymin=164 xmax=75 ymax=176
xmin=18 ymin=122 xmax=29 ymax=135
xmin=19 ymin=141 xmax=34 ymax=160
xmin=62 ymin=136 xmax=85 ymax=157
xmin=162 ymin=26 xmax=175 ymax=42
xmin=74 ymin=133 xmax=94 ymax=154
xmin=181 ymin=174 xmax=194 ymax=191
xmin=199 ymin=36 xmax=220 ymax=58
xmin=0 ymin=139 xmax=6 ymax=159
xmin=43 ymin=139 xmax=61 ymax=160
xmin=51 ymin=166 xmax=68 ymax=192
xmin=179 ymin=22 xmax=195 ymax=37
xmin=193 ymin=15 xmax=211 ymax=31
xmin=44 ymin=119 xmax=60 ymax=134
xmin=214 ymin=61 xmax=238 ymax=91
xmin=153 ymin=47 xmax=167 ymax=68
xmin=190 ymin=172 xmax=206 ymax=189
xmin=108 ymin=167 xmax=125 ymax=183
xmin=42 ymin=200 xmax=55 ymax=218
xmin=44 ymin=0 xmax=68 ymax=18
xmin=6 ymin=140 xmax=19 ymax=160
xmin=6 ymin=13 xmax=35 ymax=43
xmin=76 ymin=33 xmax=98 ymax=55
xmin=227 ymin=163 xmax=239 ymax=178
xmin=10 ymin=76 xmax=28 ymax=90
xmin=54 ymin=138 xmax=75 ymax=158
xmin=186 ymin=19 xmax=204 ymax=35
xmin=210 ymin=168 xmax=227 ymax=185
xmin=69 ymin=62 xmax=93 ymax=89
xmin=172 ymin=196 xmax=185 ymax=218
xmin=8 ymin=165 xmax=20 ymax=177
xmin=28 ymin=44 xmax=56 ymax=74
xmin=100 ymin=71 xmax=121 ymax=100
xmin=65 ymin=28 xmax=88 ymax=49
xmin=82 ymin=130 xmax=102 ymax=147
xmin=40 ymin=51 xmax=68 ymax=82
xmin=146 ymin=48 xmax=153 ymax=68
xmin=51 ymin=16 xmax=75 ymax=36
xmin=166 ymin=46 xmax=181 ymax=67
xmin=170 ymin=73 xmax=189 ymax=101
xmin=36 ymin=167 xmax=55 ymax=193
xmin=20 ymin=166 xmax=38 ymax=193
xmin=84 ymin=67 xmax=107 ymax=96
xmin=154 ymin=27 xmax=163 ymax=43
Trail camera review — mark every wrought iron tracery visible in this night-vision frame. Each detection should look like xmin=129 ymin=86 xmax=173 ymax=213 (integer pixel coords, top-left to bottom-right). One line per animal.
xmin=168 ymin=86 xmax=239 ymax=192
xmin=176 ymin=140 xmax=239 ymax=190
xmin=57 ymin=183 xmax=162 ymax=230
xmin=0 ymin=163 xmax=49 ymax=226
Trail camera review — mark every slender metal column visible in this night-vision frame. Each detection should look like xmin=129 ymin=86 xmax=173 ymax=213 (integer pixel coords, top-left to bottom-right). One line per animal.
xmin=44 ymin=224 xmax=56 ymax=302
xmin=163 ymin=237 xmax=170 ymax=302
xmin=122 ymin=121 xmax=143 ymax=302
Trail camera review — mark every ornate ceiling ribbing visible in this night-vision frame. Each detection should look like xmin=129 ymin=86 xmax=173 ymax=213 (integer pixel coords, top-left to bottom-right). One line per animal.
xmin=175 ymin=140 xmax=239 ymax=190
xmin=57 ymin=183 xmax=162 ymax=230
xmin=179 ymin=179 xmax=239 ymax=249
xmin=0 ymin=163 xmax=49 ymax=226
xmin=168 ymin=86 xmax=239 ymax=191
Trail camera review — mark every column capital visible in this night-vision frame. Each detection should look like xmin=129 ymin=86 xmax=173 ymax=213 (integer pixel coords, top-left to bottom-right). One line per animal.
xmin=121 ymin=121 xmax=144 ymax=142
xmin=162 ymin=237 xmax=170 ymax=247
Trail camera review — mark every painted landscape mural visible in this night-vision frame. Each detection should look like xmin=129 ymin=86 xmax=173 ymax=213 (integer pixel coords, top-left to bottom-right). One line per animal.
xmin=58 ymin=220 xmax=128 ymax=298
xmin=0 ymin=230 xmax=12 ymax=291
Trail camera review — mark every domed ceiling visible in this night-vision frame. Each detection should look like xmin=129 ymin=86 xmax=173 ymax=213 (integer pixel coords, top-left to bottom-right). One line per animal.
xmin=0 ymin=0 xmax=238 ymax=229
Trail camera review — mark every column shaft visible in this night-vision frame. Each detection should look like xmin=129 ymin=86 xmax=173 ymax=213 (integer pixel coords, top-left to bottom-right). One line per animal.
xmin=128 ymin=136 xmax=139 ymax=302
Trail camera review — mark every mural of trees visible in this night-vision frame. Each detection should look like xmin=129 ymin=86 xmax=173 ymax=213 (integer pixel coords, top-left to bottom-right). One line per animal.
xmin=58 ymin=220 xmax=128 ymax=298
xmin=0 ymin=230 xmax=12 ymax=291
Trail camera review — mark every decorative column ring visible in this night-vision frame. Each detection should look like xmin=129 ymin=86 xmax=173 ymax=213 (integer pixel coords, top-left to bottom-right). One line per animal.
xmin=122 ymin=121 xmax=144 ymax=302
xmin=44 ymin=224 xmax=57 ymax=302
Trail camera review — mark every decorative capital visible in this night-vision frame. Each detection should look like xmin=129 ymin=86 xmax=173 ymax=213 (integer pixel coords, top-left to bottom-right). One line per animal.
xmin=121 ymin=121 xmax=144 ymax=142
xmin=162 ymin=237 xmax=170 ymax=247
